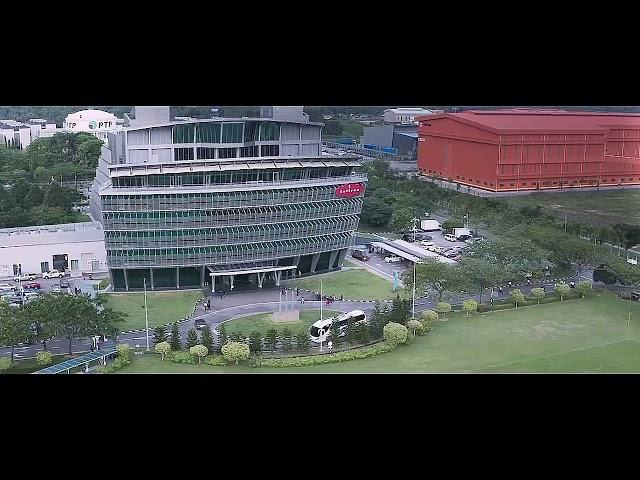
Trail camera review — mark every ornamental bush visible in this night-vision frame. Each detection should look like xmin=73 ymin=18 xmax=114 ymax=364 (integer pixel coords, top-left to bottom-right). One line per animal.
xmin=116 ymin=344 xmax=131 ymax=361
xmin=0 ymin=357 xmax=13 ymax=373
xmin=555 ymin=282 xmax=571 ymax=301
xmin=36 ymin=350 xmax=53 ymax=367
xmin=221 ymin=341 xmax=250 ymax=365
xmin=510 ymin=289 xmax=525 ymax=308
xmin=406 ymin=319 xmax=424 ymax=337
xmin=462 ymin=299 xmax=478 ymax=316
xmin=190 ymin=345 xmax=208 ymax=363
xmin=436 ymin=302 xmax=452 ymax=319
xmin=383 ymin=322 xmax=408 ymax=346
xmin=204 ymin=355 xmax=227 ymax=366
xmin=170 ymin=350 xmax=197 ymax=364
xmin=256 ymin=341 xmax=396 ymax=368
xmin=154 ymin=341 xmax=171 ymax=360
xmin=530 ymin=287 xmax=545 ymax=305
xmin=420 ymin=310 xmax=439 ymax=326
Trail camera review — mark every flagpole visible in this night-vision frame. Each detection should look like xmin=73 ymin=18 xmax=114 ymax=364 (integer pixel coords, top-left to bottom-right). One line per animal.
xmin=319 ymin=279 xmax=323 ymax=352
xmin=144 ymin=277 xmax=149 ymax=351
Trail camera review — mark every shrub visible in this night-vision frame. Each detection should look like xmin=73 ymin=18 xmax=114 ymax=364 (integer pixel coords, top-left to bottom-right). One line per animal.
xmin=221 ymin=341 xmax=250 ymax=365
xmin=190 ymin=345 xmax=208 ymax=363
xmin=407 ymin=319 xmax=423 ymax=337
xmin=383 ymin=322 xmax=408 ymax=346
xmin=0 ymin=357 xmax=13 ymax=373
xmin=577 ymin=281 xmax=592 ymax=298
xmin=204 ymin=355 xmax=227 ymax=366
xmin=462 ymin=299 xmax=478 ymax=316
xmin=296 ymin=331 xmax=310 ymax=352
xmin=169 ymin=350 xmax=196 ymax=364
xmin=154 ymin=341 xmax=171 ymax=360
xmin=256 ymin=341 xmax=396 ymax=368
xmin=477 ymin=304 xmax=492 ymax=313
xmin=530 ymin=287 xmax=545 ymax=305
xmin=510 ymin=289 xmax=525 ymax=308
xmin=555 ymin=282 xmax=571 ymax=301
xmin=420 ymin=310 xmax=439 ymax=328
xmin=186 ymin=328 xmax=199 ymax=348
xmin=116 ymin=344 xmax=131 ymax=361
xmin=36 ymin=351 xmax=53 ymax=367
xmin=436 ymin=302 xmax=452 ymax=319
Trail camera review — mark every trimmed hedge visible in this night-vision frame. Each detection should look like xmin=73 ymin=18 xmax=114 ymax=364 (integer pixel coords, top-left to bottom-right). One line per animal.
xmin=475 ymin=291 xmax=585 ymax=314
xmin=255 ymin=341 xmax=396 ymax=368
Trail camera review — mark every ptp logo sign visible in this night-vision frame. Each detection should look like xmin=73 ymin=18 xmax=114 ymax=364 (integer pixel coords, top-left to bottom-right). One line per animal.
xmin=335 ymin=183 xmax=364 ymax=198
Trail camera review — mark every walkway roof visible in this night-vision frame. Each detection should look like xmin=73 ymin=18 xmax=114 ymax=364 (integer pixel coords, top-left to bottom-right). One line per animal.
xmin=34 ymin=343 xmax=116 ymax=374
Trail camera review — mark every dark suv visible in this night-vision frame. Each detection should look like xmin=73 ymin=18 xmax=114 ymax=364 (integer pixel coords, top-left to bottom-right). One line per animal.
xmin=195 ymin=318 xmax=207 ymax=330
xmin=351 ymin=250 xmax=370 ymax=261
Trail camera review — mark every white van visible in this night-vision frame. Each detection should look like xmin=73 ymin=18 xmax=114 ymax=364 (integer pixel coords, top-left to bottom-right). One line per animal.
xmin=444 ymin=233 xmax=457 ymax=242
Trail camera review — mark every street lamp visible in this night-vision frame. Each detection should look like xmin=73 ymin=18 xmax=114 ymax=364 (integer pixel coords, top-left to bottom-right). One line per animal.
xmin=144 ymin=277 xmax=149 ymax=351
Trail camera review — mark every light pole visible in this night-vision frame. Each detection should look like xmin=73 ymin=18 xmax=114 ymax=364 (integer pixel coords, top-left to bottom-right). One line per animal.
xmin=412 ymin=260 xmax=416 ymax=320
xmin=144 ymin=277 xmax=149 ymax=351
xmin=319 ymin=279 xmax=324 ymax=352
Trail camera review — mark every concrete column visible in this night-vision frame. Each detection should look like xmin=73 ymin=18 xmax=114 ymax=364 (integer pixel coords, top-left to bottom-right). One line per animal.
xmin=150 ymin=268 xmax=155 ymax=290
xmin=176 ymin=267 xmax=180 ymax=289
xmin=310 ymin=253 xmax=320 ymax=273
xmin=201 ymin=266 xmax=206 ymax=287
xmin=229 ymin=275 xmax=235 ymax=291
xmin=275 ymin=271 xmax=282 ymax=286
xmin=329 ymin=250 xmax=339 ymax=269
xmin=293 ymin=255 xmax=301 ymax=267
xmin=257 ymin=272 xmax=265 ymax=288
xmin=336 ymin=249 xmax=347 ymax=268
xmin=123 ymin=269 xmax=129 ymax=291
xmin=210 ymin=274 xmax=216 ymax=292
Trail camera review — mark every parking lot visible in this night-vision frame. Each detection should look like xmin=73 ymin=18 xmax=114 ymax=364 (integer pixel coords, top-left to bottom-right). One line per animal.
xmin=350 ymin=229 xmax=474 ymax=276
xmin=0 ymin=274 xmax=106 ymax=306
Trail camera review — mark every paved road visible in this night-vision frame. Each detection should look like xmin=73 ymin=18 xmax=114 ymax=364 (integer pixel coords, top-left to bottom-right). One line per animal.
xmin=0 ymin=268 xmax=587 ymax=361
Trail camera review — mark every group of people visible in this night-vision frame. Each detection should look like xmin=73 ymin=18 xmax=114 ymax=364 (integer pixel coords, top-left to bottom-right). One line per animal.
xmin=203 ymin=299 xmax=212 ymax=312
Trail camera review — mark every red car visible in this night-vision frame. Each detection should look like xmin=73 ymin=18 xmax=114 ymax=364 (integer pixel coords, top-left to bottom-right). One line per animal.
xmin=24 ymin=282 xmax=42 ymax=290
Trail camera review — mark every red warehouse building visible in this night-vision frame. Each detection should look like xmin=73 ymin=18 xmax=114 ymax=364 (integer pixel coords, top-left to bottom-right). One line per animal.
xmin=417 ymin=109 xmax=640 ymax=192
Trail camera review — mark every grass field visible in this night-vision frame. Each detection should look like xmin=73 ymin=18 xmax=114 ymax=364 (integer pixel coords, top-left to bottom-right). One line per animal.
xmin=104 ymin=290 xmax=203 ymax=331
xmin=502 ymin=189 xmax=640 ymax=228
xmin=288 ymin=268 xmax=401 ymax=301
xmin=223 ymin=310 xmax=342 ymax=336
xmin=118 ymin=293 xmax=640 ymax=373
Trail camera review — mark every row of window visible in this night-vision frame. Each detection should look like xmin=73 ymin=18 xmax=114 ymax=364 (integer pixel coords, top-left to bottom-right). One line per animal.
xmin=101 ymin=186 xmax=356 ymax=212
xmin=106 ymin=234 xmax=353 ymax=268
xmin=105 ymin=216 xmax=359 ymax=249
xmin=111 ymin=167 xmax=355 ymax=188
xmin=173 ymin=145 xmax=276 ymax=162
xmin=172 ymin=122 xmax=281 ymax=145
xmin=102 ymin=199 xmax=363 ymax=230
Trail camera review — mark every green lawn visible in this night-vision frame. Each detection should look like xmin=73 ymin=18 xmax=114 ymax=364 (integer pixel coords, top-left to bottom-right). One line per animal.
xmin=118 ymin=293 xmax=640 ymax=373
xmin=288 ymin=268 xmax=401 ymax=301
xmin=502 ymin=189 xmax=640 ymax=229
xmin=104 ymin=290 xmax=203 ymax=331
xmin=223 ymin=310 xmax=342 ymax=337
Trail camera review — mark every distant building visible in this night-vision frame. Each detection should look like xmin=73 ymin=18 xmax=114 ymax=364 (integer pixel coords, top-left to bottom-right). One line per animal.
xmin=417 ymin=108 xmax=640 ymax=192
xmin=0 ymin=222 xmax=107 ymax=277
xmin=0 ymin=120 xmax=32 ymax=149
xmin=383 ymin=108 xmax=438 ymax=124
xmin=64 ymin=109 xmax=122 ymax=143
xmin=360 ymin=123 xmax=422 ymax=155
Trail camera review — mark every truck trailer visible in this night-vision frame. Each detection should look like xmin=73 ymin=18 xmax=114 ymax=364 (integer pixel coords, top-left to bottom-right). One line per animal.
xmin=420 ymin=219 xmax=442 ymax=231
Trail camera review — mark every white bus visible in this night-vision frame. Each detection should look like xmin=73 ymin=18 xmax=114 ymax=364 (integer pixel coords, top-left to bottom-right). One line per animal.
xmin=309 ymin=310 xmax=367 ymax=343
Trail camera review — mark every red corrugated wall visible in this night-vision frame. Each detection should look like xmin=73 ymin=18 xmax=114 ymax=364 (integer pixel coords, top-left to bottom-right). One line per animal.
xmin=418 ymin=117 xmax=640 ymax=192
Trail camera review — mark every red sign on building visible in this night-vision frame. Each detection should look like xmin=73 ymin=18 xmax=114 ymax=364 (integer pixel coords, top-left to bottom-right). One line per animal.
xmin=335 ymin=183 xmax=364 ymax=198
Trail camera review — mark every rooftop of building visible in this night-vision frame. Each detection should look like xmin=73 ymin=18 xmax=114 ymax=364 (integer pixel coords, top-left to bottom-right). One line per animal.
xmin=0 ymin=222 xmax=104 ymax=248
xmin=124 ymin=117 xmax=324 ymax=132
xmin=418 ymin=109 xmax=640 ymax=132
xmin=385 ymin=108 xmax=436 ymax=114
xmin=66 ymin=109 xmax=118 ymax=119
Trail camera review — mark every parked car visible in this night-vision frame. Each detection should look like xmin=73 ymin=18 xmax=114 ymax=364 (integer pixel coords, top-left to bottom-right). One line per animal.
xmin=60 ymin=280 xmax=70 ymax=289
xmin=14 ymin=273 xmax=37 ymax=282
xmin=351 ymin=250 xmax=370 ymax=261
xmin=444 ymin=233 xmax=458 ymax=242
xmin=24 ymin=282 xmax=41 ymax=290
xmin=195 ymin=318 xmax=207 ymax=330
xmin=385 ymin=255 xmax=402 ymax=263
xmin=0 ymin=283 xmax=16 ymax=293
xmin=445 ymin=250 xmax=460 ymax=258
xmin=419 ymin=241 xmax=435 ymax=249
xmin=457 ymin=234 xmax=473 ymax=242
xmin=42 ymin=270 xmax=66 ymax=279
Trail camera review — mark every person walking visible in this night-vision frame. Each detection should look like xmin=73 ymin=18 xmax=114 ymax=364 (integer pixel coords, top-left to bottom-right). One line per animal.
xmin=340 ymin=294 xmax=343 ymax=302
xmin=296 ymin=287 xmax=300 ymax=297
xmin=498 ymin=286 xmax=503 ymax=296
xmin=300 ymin=296 xmax=305 ymax=305
xmin=327 ymin=340 xmax=333 ymax=353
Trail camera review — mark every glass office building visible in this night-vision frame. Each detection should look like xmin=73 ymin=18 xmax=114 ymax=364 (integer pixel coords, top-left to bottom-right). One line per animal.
xmin=90 ymin=112 xmax=367 ymax=291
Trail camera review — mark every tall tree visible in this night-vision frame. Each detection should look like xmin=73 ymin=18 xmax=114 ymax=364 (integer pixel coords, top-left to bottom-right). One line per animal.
xmin=43 ymin=181 xmax=72 ymax=212
xmin=169 ymin=322 xmax=181 ymax=350
xmin=186 ymin=328 xmax=199 ymax=349
xmin=0 ymin=302 xmax=31 ymax=363
xmin=200 ymin=326 xmax=214 ymax=354
xmin=404 ymin=259 xmax=466 ymax=303
xmin=153 ymin=325 xmax=168 ymax=345
xmin=458 ymin=256 xmax=507 ymax=303
xmin=23 ymin=185 xmax=44 ymax=210
xmin=11 ymin=178 xmax=30 ymax=206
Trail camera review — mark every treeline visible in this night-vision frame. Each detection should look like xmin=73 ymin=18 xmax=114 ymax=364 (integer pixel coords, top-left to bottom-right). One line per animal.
xmin=0 ymin=132 xmax=103 ymax=184
xmin=0 ymin=180 xmax=84 ymax=228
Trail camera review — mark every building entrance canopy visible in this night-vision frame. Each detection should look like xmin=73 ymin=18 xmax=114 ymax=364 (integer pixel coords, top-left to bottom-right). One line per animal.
xmin=207 ymin=263 xmax=297 ymax=290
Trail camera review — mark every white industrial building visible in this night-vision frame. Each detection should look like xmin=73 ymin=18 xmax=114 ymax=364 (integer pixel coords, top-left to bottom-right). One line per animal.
xmin=0 ymin=222 xmax=107 ymax=279
xmin=382 ymin=108 xmax=439 ymax=124
xmin=64 ymin=109 xmax=122 ymax=143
